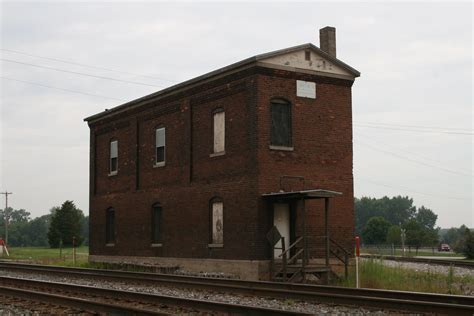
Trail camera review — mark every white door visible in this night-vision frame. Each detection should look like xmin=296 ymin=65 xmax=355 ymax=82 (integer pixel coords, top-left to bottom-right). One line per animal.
xmin=273 ymin=203 xmax=290 ymax=259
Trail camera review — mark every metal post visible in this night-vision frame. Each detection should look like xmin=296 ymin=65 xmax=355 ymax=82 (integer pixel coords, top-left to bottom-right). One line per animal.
xmin=324 ymin=198 xmax=330 ymax=269
xmin=302 ymin=198 xmax=307 ymax=265
xmin=281 ymin=237 xmax=287 ymax=282
xmin=1 ymin=192 xmax=12 ymax=245
xmin=324 ymin=198 xmax=330 ymax=285
xmin=72 ymin=236 xmax=76 ymax=265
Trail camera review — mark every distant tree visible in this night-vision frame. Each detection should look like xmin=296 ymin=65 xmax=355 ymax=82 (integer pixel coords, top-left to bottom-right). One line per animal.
xmin=386 ymin=225 xmax=402 ymax=245
xmin=48 ymin=201 xmax=85 ymax=248
xmin=461 ymin=229 xmax=474 ymax=259
xmin=362 ymin=216 xmax=391 ymax=244
xmin=355 ymin=196 xmax=416 ymax=235
xmin=441 ymin=227 xmax=461 ymax=245
xmin=0 ymin=207 xmax=31 ymax=246
xmin=404 ymin=219 xmax=425 ymax=253
xmin=415 ymin=206 xmax=437 ymax=231
xmin=81 ymin=216 xmax=89 ymax=246
xmin=25 ymin=214 xmax=51 ymax=247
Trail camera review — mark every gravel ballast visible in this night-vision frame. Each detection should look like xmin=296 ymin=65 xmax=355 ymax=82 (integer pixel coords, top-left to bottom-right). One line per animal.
xmin=0 ymin=269 xmax=415 ymax=315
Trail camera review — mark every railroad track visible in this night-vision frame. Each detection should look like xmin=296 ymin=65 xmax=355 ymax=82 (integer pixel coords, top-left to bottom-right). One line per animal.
xmin=361 ymin=254 xmax=474 ymax=268
xmin=0 ymin=261 xmax=473 ymax=315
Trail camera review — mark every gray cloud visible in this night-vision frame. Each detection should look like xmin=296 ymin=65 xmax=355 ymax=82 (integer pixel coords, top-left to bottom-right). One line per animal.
xmin=1 ymin=2 xmax=472 ymax=227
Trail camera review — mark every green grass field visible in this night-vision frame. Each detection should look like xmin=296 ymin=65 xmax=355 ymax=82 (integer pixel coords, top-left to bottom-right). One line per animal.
xmin=2 ymin=246 xmax=89 ymax=266
xmin=336 ymin=258 xmax=474 ymax=295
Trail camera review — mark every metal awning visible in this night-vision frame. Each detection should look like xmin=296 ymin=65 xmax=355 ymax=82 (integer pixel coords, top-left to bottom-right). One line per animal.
xmin=262 ymin=189 xmax=342 ymax=200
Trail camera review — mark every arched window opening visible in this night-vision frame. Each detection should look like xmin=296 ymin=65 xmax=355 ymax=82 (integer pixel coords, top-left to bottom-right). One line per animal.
xmin=270 ymin=99 xmax=292 ymax=147
xmin=151 ymin=203 xmax=162 ymax=244
xmin=210 ymin=198 xmax=224 ymax=245
xmin=105 ymin=208 xmax=115 ymax=244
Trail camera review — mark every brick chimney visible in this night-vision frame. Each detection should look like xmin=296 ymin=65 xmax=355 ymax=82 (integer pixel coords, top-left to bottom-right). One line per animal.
xmin=319 ymin=26 xmax=336 ymax=58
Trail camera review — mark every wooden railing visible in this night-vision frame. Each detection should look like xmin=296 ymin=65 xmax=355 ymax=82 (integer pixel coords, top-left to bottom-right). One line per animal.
xmin=329 ymin=238 xmax=350 ymax=279
xmin=271 ymin=236 xmax=305 ymax=282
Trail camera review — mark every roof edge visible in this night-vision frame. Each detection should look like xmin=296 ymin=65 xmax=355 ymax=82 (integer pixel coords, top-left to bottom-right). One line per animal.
xmin=84 ymin=43 xmax=360 ymax=123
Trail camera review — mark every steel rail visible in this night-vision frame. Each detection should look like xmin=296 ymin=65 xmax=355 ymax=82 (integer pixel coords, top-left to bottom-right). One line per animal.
xmin=0 ymin=261 xmax=473 ymax=314
xmin=0 ymin=276 xmax=308 ymax=315
xmin=0 ymin=284 xmax=167 ymax=315
xmin=360 ymin=254 xmax=474 ymax=268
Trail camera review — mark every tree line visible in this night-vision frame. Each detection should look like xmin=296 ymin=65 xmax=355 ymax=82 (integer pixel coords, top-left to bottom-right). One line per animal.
xmin=0 ymin=201 xmax=88 ymax=248
xmin=356 ymin=196 xmax=474 ymax=258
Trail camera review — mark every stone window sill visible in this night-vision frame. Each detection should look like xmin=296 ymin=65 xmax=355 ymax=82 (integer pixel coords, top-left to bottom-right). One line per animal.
xmin=108 ymin=171 xmax=118 ymax=177
xmin=153 ymin=162 xmax=166 ymax=168
xmin=151 ymin=243 xmax=163 ymax=247
xmin=269 ymin=145 xmax=294 ymax=151
xmin=105 ymin=243 xmax=115 ymax=247
xmin=210 ymin=151 xmax=225 ymax=158
xmin=208 ymin=243 xmax=223 ymax=248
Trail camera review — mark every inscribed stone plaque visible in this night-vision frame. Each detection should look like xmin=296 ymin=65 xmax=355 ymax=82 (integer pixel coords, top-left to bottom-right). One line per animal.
xmin=296 ymin=80 xmax=316 ymax=99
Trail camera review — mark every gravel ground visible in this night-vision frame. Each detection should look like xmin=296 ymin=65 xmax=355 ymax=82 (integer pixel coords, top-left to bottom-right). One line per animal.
xmin=0 ymin=269 xmax=418 ymax=315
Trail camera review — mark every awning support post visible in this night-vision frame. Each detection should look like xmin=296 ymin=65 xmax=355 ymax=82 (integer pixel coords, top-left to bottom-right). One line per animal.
xmin=302 ymin=198 xmax=308 ymax=266
xmin=325 ymin=197 xmax=330 ymax=275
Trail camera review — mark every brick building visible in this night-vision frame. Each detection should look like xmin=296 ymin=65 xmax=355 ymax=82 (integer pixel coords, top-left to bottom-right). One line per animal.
xmin=84 ymin=27 xmax=360 ymax=281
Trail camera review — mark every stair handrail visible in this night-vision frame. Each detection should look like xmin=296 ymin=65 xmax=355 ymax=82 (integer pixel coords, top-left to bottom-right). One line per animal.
xmin=278 ymin=236 xmax=303 ymax=258
xmin=329 ymin=238 xmax=350 ymax=279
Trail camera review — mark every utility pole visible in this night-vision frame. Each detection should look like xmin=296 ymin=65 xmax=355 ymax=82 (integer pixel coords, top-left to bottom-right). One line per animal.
xmin=1 ymin=192 xmax=13 ymax=244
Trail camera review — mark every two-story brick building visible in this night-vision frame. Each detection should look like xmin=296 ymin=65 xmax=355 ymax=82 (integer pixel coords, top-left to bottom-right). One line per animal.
xmin=84 ymin=27 xmax=360 ymax=281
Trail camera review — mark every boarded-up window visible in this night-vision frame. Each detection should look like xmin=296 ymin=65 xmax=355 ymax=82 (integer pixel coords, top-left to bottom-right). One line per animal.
xmin=152 ymin=203 xmax=162 ymax=243
xmin=106 ymin=208 xmax=115 ymax=244
xmin=110 ymin=140 xmax=118 ymax=173
xmin=271 ymin=101 xmax=291 ymax=147
xmin=155 ymin=127 xmax=165 ymax=164
xmin=213 ymin=111 xmax=225 ymax=153
xmin=211 ymin=201 xmax=223 ymax=244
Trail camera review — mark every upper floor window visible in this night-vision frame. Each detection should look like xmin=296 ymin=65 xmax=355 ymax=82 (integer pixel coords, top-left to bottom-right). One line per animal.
xmin=270 ymin=99 xmax=292 ymax=148
xmin=212 ymin=109 xmax=225 ymax=154
xmin=106 ymin=208 xmax=115 ymax=245
xmin=151 ymin=203 xmax=162 ymax=244
xmin=155 ymin=127 xmax=166 ymax=166
xmin=210 ymin=199 xmax=224 ymax=245
xmin=109 ymin=140 xmax=118 ymax=175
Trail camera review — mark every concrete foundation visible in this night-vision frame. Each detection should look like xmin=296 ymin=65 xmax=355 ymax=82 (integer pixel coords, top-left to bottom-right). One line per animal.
xmin=89 ymin=255 xmax=271 ymax=280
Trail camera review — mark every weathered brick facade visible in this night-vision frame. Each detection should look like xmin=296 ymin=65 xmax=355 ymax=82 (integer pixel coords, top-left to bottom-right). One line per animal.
xmin=85 ymin=31 xmax=360 ymax=279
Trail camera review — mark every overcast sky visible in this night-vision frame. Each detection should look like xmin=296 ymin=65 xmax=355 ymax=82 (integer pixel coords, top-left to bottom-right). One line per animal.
xmin=0 ymin=1 xmax=472 ymax=228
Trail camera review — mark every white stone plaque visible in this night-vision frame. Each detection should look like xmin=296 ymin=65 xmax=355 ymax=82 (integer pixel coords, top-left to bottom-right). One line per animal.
xmin=296 ymin=80 xmax=316 ymax=99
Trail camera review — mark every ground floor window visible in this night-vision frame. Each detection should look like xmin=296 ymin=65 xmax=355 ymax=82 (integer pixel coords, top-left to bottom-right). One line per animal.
xmin=211 ymin=200 xmax=223 ymax=245
xmin=106 ymin=208 xmax=115 ymax=244
xmin=152 ymin=203 xmax=162 ymax=244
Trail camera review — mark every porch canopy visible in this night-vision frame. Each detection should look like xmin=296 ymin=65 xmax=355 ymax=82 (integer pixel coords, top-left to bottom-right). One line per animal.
xmin=262 ymin=189 xmax=342 ymax=268
xmin=262 ymin=189 xmax=342 ymax=200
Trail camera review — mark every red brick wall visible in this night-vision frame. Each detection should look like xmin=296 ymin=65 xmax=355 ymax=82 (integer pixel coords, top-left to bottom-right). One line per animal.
xmin=255 ymin=70 xmax=354 ymax=255
xmin=88 ymin=66 xmax=354 ymax=261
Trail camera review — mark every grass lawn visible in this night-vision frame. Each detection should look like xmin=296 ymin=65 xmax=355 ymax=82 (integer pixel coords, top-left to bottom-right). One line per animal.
xmin=2 ymin=246 xmax=89 ymax=266
xmin=336 ymin=258 xmax=474 ymax=295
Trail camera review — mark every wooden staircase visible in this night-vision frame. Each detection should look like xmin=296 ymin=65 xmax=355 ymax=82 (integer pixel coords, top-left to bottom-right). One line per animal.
xmin=269 ymin=231 xmax=350 ymax=284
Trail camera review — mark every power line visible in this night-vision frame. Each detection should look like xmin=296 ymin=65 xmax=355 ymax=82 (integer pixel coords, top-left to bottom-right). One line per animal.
xmin=354 ymin=124 xmax=473 ymax=135
xmin=355 ymin=121 xmax=472 ymax=132
xmin=1 ymin=48 xmax=178 ymax=83
xmin=355 ymin=131 xmax=473 ymax=175
xmin=1 ymin=58 xmax=163 ymax=88
xmin=357 ymin=177 xmax=470 ymax=201
xmin=1 ymin=76 xmax=127 ymax=102
xmin=356 ymin=140 xmax=473 ymax=177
